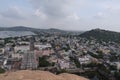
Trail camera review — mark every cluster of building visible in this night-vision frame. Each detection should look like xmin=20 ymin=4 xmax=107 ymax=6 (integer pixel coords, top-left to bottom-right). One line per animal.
xmin=0 ymin=34 xmax=120 ymax=80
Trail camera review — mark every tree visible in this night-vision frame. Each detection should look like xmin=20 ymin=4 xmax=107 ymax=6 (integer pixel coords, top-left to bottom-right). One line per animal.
xmin=0 ymin=68 xmax=5 ymax=74
xmin=38 ymin=56 xmax=51 ymax=67
xmin=69 ymin=56 xmax=81 ymax=68
xmin=114 ymin=71 xmax=120 ymax=80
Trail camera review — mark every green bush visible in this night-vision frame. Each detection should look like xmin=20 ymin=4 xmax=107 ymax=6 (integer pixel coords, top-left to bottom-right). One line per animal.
xmin=0 ymin=68 xmax=5 ymax=73
xmin=38 ymin=56 xmax=51 ymax=67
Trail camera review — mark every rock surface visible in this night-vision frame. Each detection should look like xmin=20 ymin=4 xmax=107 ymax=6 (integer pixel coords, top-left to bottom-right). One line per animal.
xmin=0 ymin=70 xmax=88 ymax=80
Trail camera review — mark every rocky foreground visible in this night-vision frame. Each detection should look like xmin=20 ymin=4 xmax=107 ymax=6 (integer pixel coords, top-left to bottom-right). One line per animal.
xmin=0 ymin=70 xmax=88 ymax=80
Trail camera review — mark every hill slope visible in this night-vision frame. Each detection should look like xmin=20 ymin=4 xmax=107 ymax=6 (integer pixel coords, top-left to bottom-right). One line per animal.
xmin=0 ymin=26 xmax=65 ymax=33
xmin=0 ymin=26 xmax=35 ymax=31
xmin=0 ymin=26 xmax=84 ymax=35
xmin=0 ymin=31 xmax=35 ymax=38
xmin=79 ymin=29 xmax=120 ymax=42
xmin=0 ymin=70 xmax=88 ymax=80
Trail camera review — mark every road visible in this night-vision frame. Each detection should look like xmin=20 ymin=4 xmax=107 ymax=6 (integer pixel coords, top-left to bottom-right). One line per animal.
xmin=21 ymin=51 xmax=38 ymax=70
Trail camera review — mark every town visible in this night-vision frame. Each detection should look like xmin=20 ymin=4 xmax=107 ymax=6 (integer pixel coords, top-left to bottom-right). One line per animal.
xmin=0 ymin=31 xmax=120 ymax=80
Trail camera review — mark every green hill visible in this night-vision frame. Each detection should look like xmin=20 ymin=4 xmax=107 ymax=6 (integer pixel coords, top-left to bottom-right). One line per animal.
xmin=79 ymin=28 xmax=120 ymax=43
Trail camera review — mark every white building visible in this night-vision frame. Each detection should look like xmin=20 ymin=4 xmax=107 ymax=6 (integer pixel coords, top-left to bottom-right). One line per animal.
xmin=35 ymin=43 xmax=52 ymax=50
xmin=78 ymin=56 xmax=91 ymax=64
xmin=58 ymin=59 xmax=70 ymax=69
xmin=14 ymin=45 xmax=30 ymax=53
xmin=12 ymin=53 xmax=23 ymax=59
xmin=0 ymin=48 xmax=4 ymax=54
xmin=18 ymin=41 xmax=30 ymax=45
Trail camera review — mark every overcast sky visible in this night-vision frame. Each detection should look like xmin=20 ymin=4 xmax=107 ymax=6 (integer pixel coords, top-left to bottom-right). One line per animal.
xmin=0 ymin=0 xmax=120 ymax=32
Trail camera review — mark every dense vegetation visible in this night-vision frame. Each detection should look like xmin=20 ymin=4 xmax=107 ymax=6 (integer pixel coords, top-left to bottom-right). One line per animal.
xmin=38 ymin=56 xmax=54 ymax=67
xmin=0 ymin=68 xmax=5 ymax=73
xmin=69 ymin=56 xmax=81 ymax=68
xmin=87 ymin=51 xmax=103 ymax=59
xmin=79 ymin=29 xmax=120 ymax=43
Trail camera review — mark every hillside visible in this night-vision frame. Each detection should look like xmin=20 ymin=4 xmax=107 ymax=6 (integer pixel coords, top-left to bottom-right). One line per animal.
xmin=0 ymin=26 xmax=65 ymax=33
xmin=0 ymin=26 xmax=31 ymax=31
xmin=0 ymin=31 xmax=35 ymax=38
xmin=0 ymin=70 xmax=88 ymax=80
xmin=79 ymin=28 xmax=120 ymax=42
xmin=0 ymin=26 xmax=83 ymax=35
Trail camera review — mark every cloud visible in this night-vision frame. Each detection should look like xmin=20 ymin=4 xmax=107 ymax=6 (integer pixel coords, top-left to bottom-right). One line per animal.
xmin=0 ymin=0 xmax=120 ymax=31
xmin=30 ymin=0 xmax=78 ymax=19
xmin=67 ymin=13 xmax=80 ymax=20
xmin=34 ymin=9 xmax=47 ymax=19
xmin=0 ymin=6 xmax=25 ymax=19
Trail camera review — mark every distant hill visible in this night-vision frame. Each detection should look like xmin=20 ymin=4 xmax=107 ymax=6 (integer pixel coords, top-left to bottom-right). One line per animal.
xmin=0 ymin=26 xmax=66 ymax=33
xmin=0 ymin=31 xmax=35 ymax=38
xmin=0 ymin=26 xmax=83 ymax=35
xmin=79 ymin=28 xmax=120 ymax=42
xmin=0 ymin=26 xmax=43 ymax=31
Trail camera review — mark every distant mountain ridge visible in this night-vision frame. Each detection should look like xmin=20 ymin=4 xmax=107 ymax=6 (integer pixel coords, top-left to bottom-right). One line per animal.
xmin=79 ymin=28 xmax=120 ymax=42
xmin=0 ymin=26 xmax=43 ymax=32
xmin=0 ymin=26 xmax=84 ymax=35
xmin=0 ymin=26 xmax=63 ymax=31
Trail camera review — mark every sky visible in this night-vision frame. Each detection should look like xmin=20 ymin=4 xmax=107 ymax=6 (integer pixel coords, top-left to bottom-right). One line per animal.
xmin=0 ymin=0 xmax=120 ymax=32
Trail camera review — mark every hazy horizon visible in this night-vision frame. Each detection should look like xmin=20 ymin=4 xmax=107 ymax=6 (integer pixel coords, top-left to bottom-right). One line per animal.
xmin=0 ymin=0 xmax=120 ymax=32
xmin=1 ymin=26 xmax=120 ymax=32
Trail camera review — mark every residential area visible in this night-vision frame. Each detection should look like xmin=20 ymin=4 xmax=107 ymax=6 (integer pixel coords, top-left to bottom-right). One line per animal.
xmin=0 ymin=32 xmax=120 ymax=80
